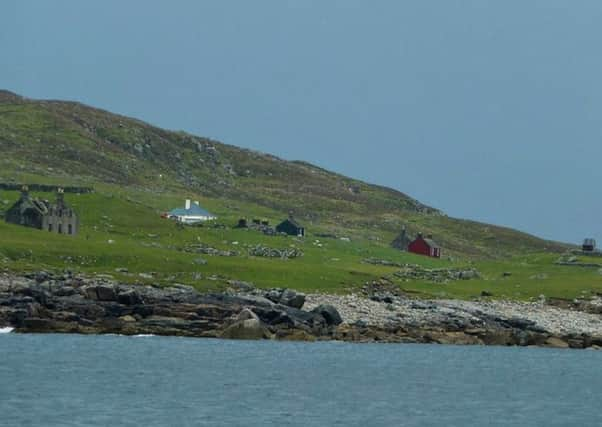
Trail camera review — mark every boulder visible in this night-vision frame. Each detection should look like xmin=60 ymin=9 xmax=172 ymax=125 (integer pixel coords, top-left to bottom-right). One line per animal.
xmin=370 ymin=294 xmax=394 ymax=304
xmin=54 ymin=286 xmax=76 ymax=297
xmin=221 ymin=315 xmax=271 ymax=340
xmin=117 ymin=289 xmax=142 ymax=305
xmin=311 ymin=304 xmax=343 ymax=326
xmin=263 ymin=288 xmax=305 ymax=309
xmin=544 ymin=337 xmax=569 ymax=348
xmin=236 ymin=308 xmax=259 ymax=322
xmin=460 ymin=270 xmax=479 ymax=280
xmin=232 ymin=295 xmax=275 ymax=307
xmin=83 ymin=286 xmax=99 ymax=300
xmin=279 ymin=289 xmax=305 ymax=309
xmin=35 ymin=271 xmax=51 ymax=283
xmin=504 ymin=317 xmax=537 ymax=331
xmin=226 ymin=280 xmax=255 ymax=292
xmin=354 ymin=319 xmax=368 ymax=328
xmin=96 ymin=285 xmax=117 ymax=301
xmin=265 ymin=289 xmax=283 ymax=304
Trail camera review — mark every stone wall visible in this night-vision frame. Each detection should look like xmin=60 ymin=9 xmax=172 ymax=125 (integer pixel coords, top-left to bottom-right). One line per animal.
xmin=0 ymin=183 xmax=93 ymax=194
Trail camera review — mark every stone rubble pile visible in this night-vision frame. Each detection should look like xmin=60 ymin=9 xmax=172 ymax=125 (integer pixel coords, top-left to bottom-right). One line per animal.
xmin=392 ymin=264 xmax=480 ymax=282
xmin=183 ymin=243 xmax=238 ymax=257
xmin=247 ymin=245 xmax=304 ymax=259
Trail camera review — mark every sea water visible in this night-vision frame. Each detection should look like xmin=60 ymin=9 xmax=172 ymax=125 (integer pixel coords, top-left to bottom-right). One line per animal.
xmin=0 ymin=334 xmax=600 ymax=426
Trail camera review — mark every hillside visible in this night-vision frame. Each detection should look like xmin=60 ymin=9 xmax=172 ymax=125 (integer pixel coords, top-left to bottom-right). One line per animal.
xmin=0 ymin=90 xmax=565 ymax=258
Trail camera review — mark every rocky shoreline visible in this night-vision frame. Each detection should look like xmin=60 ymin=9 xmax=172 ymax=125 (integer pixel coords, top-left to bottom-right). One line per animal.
xmin=1 ymin=272 xmax=601 ymax=349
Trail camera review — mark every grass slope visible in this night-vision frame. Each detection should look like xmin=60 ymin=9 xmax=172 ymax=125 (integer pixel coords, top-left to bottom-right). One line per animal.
xmin=0 ymin=90 xmax=566 ymax=258
xmin=1 ymin=90 xmax=598 ymax=301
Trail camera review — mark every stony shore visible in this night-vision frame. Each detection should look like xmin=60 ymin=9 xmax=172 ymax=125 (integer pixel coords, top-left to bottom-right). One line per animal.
xmin=1 ymin=272 xmax=601 ymax=349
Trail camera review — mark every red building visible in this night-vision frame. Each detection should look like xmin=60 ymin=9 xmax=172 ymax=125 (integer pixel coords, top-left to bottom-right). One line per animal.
xmin=408 ymin=233 xmax=441 ymax=258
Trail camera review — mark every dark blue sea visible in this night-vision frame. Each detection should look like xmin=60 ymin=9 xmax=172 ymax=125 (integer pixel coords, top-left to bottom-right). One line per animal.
xmin=1 ymin=333 xmax=600 ymax=426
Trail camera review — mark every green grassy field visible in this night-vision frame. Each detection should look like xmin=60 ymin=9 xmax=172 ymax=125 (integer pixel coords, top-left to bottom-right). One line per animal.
xmin=1 ymin=188 xmax=601 ymax=300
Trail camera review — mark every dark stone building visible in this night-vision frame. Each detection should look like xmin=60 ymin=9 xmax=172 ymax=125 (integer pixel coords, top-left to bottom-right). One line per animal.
xmin=583 ymin=238 xmax=596 ymax=252
xmin=391 ymin=226 xmax=412 ymax=251
xmin=276 ymin=216 xmax=305 ymax=237
xmin=5 ymin=187 xmax=79 ymax=235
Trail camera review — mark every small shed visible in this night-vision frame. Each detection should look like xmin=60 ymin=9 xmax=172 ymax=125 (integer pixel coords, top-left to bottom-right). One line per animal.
xmin=583 ymin=238 xmax=596 ymax=252
xmin=276 ymin=216 xmax=305 ymax=237
xmin=408 ymin=233 xmax=441 ymax=258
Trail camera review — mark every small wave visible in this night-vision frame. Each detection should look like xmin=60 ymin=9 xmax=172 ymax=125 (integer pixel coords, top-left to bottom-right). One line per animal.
xmin=0 ymin=327 xmax=14 ymax=334
xmin=132 ymin=334 xmax=155 ymax=338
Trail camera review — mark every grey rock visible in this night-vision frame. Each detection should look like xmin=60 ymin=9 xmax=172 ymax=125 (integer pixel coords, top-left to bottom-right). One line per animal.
xmin=35 ymin=271 xmax=51 ymax=283
xmin=263 ymin=288 xmax=305 ymax=309
xmin=233 ymin=295 xmax=275 ymax=307
xmin=280 ymin=289 xmax=305 ymax=309
xmin=354 ymin=319 xmax=368 ymax=328
xmin=221 ymin=316 xmax=270 ymax=340
xmin=311 ymin=304 xmax=342 ymax=326
xmin=460 ymin=270 xmax=479 ymax=280
xmin=96 ymin=285 xmax=117 ymax=301
xmin=117 ymin=289 xmax=142 ymax=305
xmin=83 ymin=286 xmax=99 ymax=300
xmin=53 ymin=286 xmax=76 ymax=297
xmin=226 ymin=280 xmax=255 ymax=292
xmin=265 ymin=289 xmax=282 ymax=304
xmin=504 ymin=317 xmax=537 ymax=330
xmin=236 ymin=308 xmax=259 ymax=322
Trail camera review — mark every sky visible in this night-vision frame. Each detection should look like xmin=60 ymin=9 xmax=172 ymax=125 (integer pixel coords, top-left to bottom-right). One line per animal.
xmin=1 ymin=1 xmax=601 ymax=244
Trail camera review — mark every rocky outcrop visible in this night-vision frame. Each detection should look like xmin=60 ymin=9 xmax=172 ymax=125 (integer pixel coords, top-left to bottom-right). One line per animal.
xmin=0 ymin=273 xmax=334 ymax=341
xmin=1 ymin=272 xmax=601 ymax=349
xmin=220 ymin=309 xmax=272 ymax=340
xmin=311 ymin=305 xmax=343 ymax=326
xmin=262 ymin=288 xmax=306 ymax=309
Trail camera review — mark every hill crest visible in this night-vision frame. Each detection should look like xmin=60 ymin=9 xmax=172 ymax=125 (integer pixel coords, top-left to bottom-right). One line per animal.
xmin=0 ymin=90 xmax=566 ymax=257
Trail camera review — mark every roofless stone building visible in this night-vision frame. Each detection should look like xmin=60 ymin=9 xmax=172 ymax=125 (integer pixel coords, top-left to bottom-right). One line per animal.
xmin=391 ymin=226 xmax=412 ymax=251
xmin=5 ymin=186 xmax=79 ymax=235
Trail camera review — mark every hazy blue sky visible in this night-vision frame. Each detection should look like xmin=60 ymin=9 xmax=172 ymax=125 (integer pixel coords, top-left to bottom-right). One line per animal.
xmin=2 ymin=1 xmax=601 ymax=244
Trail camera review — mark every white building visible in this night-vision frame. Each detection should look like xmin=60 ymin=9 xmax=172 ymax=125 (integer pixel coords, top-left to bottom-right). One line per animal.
xmin=168 ymin=200 xmax=216 ymax=224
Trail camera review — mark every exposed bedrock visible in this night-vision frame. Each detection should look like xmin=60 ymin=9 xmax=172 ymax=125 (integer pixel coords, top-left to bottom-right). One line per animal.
xmin=1 ymin=272 xmax=600 ymax=349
